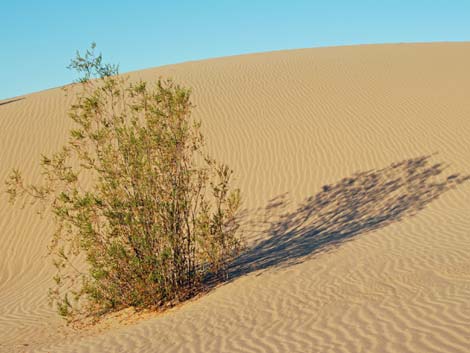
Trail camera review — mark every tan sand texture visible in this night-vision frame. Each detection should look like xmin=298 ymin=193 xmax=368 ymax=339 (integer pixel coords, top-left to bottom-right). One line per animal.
xmin=1 ymin=42 xmax=470 ymax=352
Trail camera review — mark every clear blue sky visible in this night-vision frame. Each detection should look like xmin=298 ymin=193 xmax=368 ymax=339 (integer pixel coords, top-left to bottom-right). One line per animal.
xmin=1 ymin=0 xmax=469 ymax=99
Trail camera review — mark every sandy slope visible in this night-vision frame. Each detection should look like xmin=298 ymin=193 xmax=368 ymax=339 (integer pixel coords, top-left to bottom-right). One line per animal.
xmin=1 ymin=42 xmax=470 ymax=353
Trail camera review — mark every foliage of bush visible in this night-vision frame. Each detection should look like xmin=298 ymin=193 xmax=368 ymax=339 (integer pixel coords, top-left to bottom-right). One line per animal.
xmin=6 ymin=44 xmax=242 ymax=320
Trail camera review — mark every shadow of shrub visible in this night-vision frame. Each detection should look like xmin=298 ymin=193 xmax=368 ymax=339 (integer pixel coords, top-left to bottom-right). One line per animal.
xmin=229 ymin=155 xmax=469 ymax=277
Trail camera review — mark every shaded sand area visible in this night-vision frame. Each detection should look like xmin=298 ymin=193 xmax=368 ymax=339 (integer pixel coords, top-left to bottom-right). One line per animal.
xmin=1 ymin=42 xmax=470 ymax=352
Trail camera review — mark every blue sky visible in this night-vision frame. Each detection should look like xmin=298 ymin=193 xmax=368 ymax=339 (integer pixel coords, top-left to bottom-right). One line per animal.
xmin=1 ymin=0 xmax=469 ymax=99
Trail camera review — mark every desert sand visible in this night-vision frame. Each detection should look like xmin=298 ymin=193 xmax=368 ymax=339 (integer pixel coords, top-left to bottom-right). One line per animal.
xmin=1 ymin=42 xmax=470 ymax=353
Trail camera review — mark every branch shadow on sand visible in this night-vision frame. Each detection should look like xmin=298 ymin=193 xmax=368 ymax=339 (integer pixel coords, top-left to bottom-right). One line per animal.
xmin=227 ymin=155 xmax=469 ymax=279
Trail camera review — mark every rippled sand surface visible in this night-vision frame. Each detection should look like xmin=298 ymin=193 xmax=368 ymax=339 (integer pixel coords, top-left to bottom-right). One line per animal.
xmin=1 ymin=42 xmax=470 ymax=352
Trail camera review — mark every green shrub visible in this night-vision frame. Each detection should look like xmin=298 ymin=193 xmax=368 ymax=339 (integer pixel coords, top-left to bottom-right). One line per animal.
xmin=6 ymin=44 xmax=242 ymax=320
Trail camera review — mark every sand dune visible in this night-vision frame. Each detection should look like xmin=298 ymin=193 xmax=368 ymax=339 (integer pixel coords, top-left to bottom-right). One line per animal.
xmin=1 ymin=42 xmax=470 ymax=352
